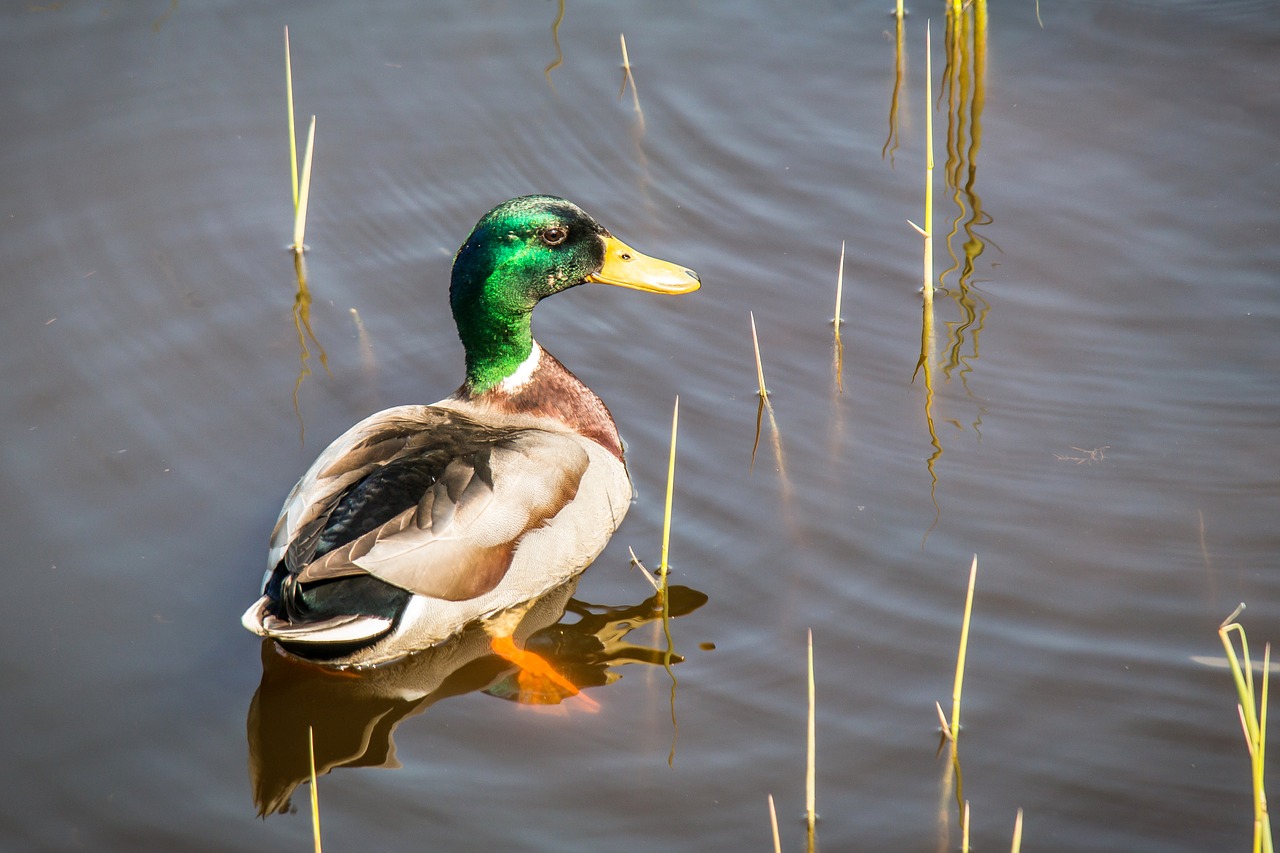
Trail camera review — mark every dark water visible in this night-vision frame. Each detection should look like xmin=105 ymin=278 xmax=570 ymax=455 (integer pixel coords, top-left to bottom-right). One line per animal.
xmin=3 ymin=1 xmax=1278 ymax=850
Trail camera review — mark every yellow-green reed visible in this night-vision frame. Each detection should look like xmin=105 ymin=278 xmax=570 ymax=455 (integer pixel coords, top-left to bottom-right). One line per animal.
xmin=949 ymin=555 xmax=978 ymax=744
xmin=1219 ymin=603 xmax=1274 ymax=853
xmin=750 ymin=311 xmax=768 ymax=400
xmin=748 ymin=311 xmax=789 ymax=501
xmin=293 ymin=115 xmax=316 ymax=253
xmin=806 ymin=628 xmax=817 ymax=852
xmin=654 ymin=397 xmax=683 ymax=768
xmin=307 ymin=726 xmax=322 ymax=853
xmin=285 ymin=27 xmax=298 ymax=211
xmin=619 ymin=32 xmax=633 ymax=95
xmin=658 ymin=396 xmax=679 ymax=587
xmin=923 ymin=22 xmax=935 ymax=306
xmin=906 ymin=22 xmax=936 ymax=306
xmin=833 ymin=240 xmax=846 ymax=328
xmin=1011 ymin=807 xmax=1024 ymax=853
xmin=767 ymin=794 xmax=782 ymax=853
xmin=285 ymin=26 xmax=315 ymax=254
xmin=937 ymin=555 xmax=977 ymax=841
xmin=832 ymin=242 xmax=846 ymax=394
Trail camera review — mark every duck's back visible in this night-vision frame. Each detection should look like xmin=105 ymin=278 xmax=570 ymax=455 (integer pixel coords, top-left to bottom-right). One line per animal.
xmin=244 ymin=401 xmax=631 ymax=665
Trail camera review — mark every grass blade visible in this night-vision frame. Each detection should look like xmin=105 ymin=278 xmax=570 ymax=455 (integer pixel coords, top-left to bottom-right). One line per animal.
xmin=923 ymin=20 xmax=935 ymax=306
xmin=658 ymin=396 xmax=679 ymax=587
xmin=949 ymin=555 xmax=978 ymax=742
xmin=292 ymin=115 xmax=315 ymax=253
xmin=806 ymin=628 xmax=817 ymax=851
xmin=833 ymin=240 xmax=846 ymax=326
xmin=1218 ymin=605 xmax=1274 ymax=853
xmin=750 ymin=311 xmax=768 ymax=399
xmin=767 ymin=794 xmax=782 ymax=853
xmin=285 ymin=26 xmax=298 ymax=212
xmin=307 ymin=726 xmax=322 ymax=853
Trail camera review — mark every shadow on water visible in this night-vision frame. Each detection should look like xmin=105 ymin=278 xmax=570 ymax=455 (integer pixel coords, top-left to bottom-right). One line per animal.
xmin=246 ymin=579 xmax=707 ymax=816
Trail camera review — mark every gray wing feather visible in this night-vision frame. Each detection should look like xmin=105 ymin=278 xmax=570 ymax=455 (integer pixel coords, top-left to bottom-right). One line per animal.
xmin=291 ymin=427 xmax=590 ymax=601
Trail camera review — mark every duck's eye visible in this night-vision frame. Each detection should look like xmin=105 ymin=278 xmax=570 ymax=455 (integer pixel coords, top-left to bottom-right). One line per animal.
xmin=540 ymin=226 xmax=568 ymax=246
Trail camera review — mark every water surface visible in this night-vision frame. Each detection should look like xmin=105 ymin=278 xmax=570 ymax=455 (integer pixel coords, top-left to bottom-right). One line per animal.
xmin=2 ymin=1 xmax=1278 ymax=850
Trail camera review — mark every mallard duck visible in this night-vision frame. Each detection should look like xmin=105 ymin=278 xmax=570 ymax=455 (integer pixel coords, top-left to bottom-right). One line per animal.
xmin=242 ymin=195 xmax=700 ymax=669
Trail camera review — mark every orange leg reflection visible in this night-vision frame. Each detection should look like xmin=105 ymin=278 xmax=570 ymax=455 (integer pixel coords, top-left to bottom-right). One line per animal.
xmin=488 ymin=634 xmax=600 ymax=711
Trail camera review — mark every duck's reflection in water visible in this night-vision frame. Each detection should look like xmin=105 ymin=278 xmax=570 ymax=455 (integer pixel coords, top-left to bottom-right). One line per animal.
xmin=246 ymin=578 xmax=707 ymax=815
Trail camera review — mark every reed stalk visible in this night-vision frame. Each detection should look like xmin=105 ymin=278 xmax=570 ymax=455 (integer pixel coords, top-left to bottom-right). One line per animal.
xmin=750 ymin=311 xmax=768 ymax=399
xmin=923 ymin=22 xmax=935 ymax=306
xmin=284 ymin=26 xmax=315 ymax=254
xmin=906 ymin=22 xmax=935 ymax=305
xmin=658 ymin=396 xmax=679 ymax=588
xmin=656 ymin=399 xmax=682 ymax=766
xmin=806 ymin=628 xmax=817 ymax=851
xmin=307 ymin=726 xmax=322 ymax=853
xmin=1011 ymin=807 xmax=1024 ymax=853
xmin=293 ymin=116 xmax=316 ymax=253
xmin=1219 ymin=604 xmax=1274 ymax=853
xmin=949 ymin=555 xmax=978 ymax=743
xmin=833 ymin=240 xmax=846 ymax=327
xmin=936 ymin=555 xmax=976 ymax=842
xmin=285 ymin=27 xmax=298 ymax=211
xmin=767 ymin=794 xmax=782 ymax=853
xmin=832 ymin=242 xmax=846 ymax=394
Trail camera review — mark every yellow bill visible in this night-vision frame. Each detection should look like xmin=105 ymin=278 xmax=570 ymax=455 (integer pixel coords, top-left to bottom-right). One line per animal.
xmin=587 ymin=235 xmax=701 ymax=294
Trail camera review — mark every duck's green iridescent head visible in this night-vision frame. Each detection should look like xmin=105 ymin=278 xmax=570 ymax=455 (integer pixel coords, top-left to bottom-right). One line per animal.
xmin=450 ymin=195 xmax=700 ymax=394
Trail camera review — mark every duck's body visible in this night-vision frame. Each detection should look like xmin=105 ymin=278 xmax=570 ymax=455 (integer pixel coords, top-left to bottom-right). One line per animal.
xmin=242 ymin=196 xmax=698 ymax=667
xmin=242 ymin=352 xmax=631 ymax=665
